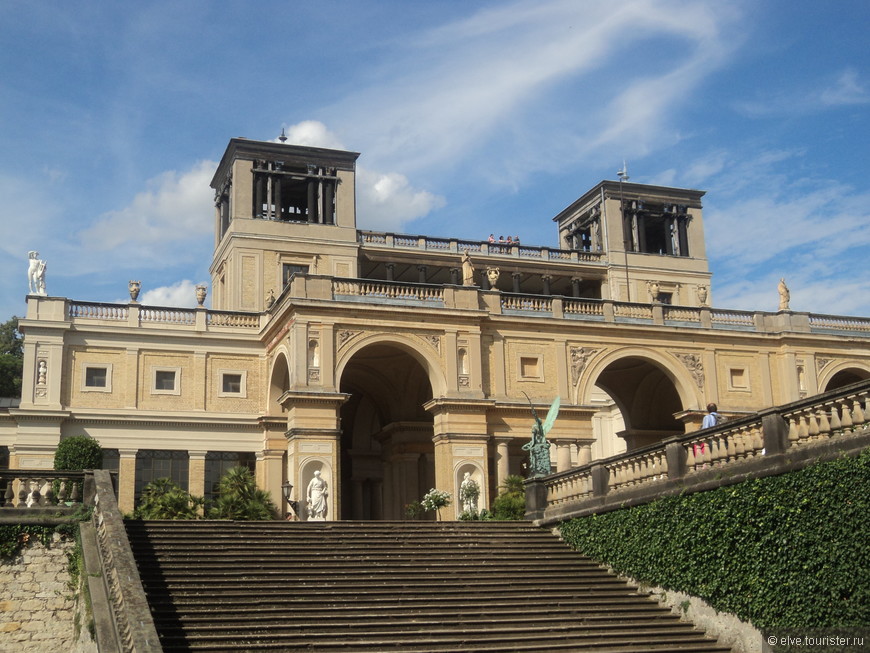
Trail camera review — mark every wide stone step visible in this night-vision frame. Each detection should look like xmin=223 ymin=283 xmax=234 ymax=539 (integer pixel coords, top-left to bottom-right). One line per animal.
xmin=126 ymin=520 xmax=731 ymax=652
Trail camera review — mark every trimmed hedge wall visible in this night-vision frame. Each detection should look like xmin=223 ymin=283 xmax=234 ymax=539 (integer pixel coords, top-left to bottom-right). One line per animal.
xmin=558 ymin=449 xmax=870 ymax=630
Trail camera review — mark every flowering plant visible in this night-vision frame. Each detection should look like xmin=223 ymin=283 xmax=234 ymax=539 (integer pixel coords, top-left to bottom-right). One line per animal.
xmin=459 ymin=478 xmax=480 ymax=504
xmin=421 ymin=488 xmax=451 ymax=512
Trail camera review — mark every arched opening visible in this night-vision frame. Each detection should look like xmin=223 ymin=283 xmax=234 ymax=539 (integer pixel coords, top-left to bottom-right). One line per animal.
xmin=593 ymin=356 xmax=684 ymax=451
xmin=338 ymin=343 xmax=435 ymax=520
xmin=268 ymin=352 xmax=290 ymax=416
xmin=823 ymin=367 xmax=870 ymax=392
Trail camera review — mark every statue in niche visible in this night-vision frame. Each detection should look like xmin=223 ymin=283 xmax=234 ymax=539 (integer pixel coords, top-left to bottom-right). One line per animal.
xmin=486 ymin=267 xmax=500 ymax=288
xmin=459 ymin=472 xmax=480 ymax=513
xmin=521 ymin=393 xmax=560 ymax=478
xmin=27 ymin=251 xmax=47 ymax=296
xmin=37 ymin=360 xmax=47 ymax=385
xmin=461 ymin=251 xmax=475 ymax=286
xmin=697 ymin=285 xmax=708 ymax=306
xmin=778 ymin=278 xmax=790 ymax=311
xmin=306 ymin=470 xmax=328 ymax=520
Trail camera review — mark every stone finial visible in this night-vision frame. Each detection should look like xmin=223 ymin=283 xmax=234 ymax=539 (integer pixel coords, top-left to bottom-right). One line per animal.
xmin=195 ymin=284 xmax=208 ymax=307
xmin=128 ymin=280 xmax=141 ymax=303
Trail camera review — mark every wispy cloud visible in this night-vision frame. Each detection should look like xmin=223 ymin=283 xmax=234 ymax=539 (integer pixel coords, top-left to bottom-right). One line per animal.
xmin=735 ymin=67 xmax=870 ymax=117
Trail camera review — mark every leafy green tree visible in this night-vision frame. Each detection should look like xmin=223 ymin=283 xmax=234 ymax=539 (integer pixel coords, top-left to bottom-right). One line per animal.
xmin=0 ymin=316 xmax=23 ymax=398
xmin=207 ymin=466 xmax=277 ymax=520
xmin=490 ymin=474 xmax=526 ymax=520
xmin=54 ymin=435 xmax=103 ymax=470
xmin=134 ymin=478 xmax=204 ymax=520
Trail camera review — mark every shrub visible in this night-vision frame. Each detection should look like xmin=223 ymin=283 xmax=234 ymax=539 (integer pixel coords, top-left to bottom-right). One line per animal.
xmin=490 ymin=474 xmax=526 ymax=520
xmin=134 ymin=478 xmax=204 ymax=520
xmin=558 ymin=450 xmax=870 ymax=630
xmin=54 ymin=435 xmax=103 ymax=470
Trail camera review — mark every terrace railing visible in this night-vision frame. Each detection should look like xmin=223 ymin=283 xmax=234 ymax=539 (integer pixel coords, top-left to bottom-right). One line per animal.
xmin=529 ymin=379 xmax=870 ymax=525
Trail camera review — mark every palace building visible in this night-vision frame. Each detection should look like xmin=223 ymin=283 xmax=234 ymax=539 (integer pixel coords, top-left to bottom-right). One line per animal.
xmin=3 ymin=137 xmax=869 ymax=518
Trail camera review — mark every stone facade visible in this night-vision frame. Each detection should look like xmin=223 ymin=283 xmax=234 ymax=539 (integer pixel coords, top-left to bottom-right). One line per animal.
xmin=0 ymin=533 xmax=96 ymax=653
xmin=2 ymin=137 xmax=869 ymax=521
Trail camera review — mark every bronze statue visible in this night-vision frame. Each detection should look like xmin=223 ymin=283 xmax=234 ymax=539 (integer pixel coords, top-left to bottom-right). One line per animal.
xmin=521 ymin=393 xmax=560 ymax=477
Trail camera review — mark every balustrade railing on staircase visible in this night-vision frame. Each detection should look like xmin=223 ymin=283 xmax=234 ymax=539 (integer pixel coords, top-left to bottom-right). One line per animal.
xmin=529 ymin=380 xmax=870 ymax=524
xmin=0 ymin=470 xmax=88 ymax=509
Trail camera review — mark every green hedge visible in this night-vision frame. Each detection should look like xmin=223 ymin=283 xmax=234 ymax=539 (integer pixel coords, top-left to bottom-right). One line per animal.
xmin=558 ymin=449 xmax=870 ymax=630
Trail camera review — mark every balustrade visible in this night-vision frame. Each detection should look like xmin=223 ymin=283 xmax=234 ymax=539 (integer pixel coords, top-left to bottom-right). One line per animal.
xmin=207 ymin=311 xmax=260 ymax=328
xmin=0 ymin=471 xmax=86 ymax=508
xmin=139 ymin=307 xmax=196 ymax=325
xmin=534 ymin=380 xmax=870 ymax=522
xmin=613 ymin=302 xmax=654 ymax=320
xmin=68 ymin=302 xmax=128 ymax=321
xmin=710 ymin=309 xmax=755 ymax=327
xmin=564 ymin=299 xmax=604 ymax=317
xmin=501 ymin=294 xmax=552 ymax=312
xmin=334 ymin=279 xmax=444 ymax=303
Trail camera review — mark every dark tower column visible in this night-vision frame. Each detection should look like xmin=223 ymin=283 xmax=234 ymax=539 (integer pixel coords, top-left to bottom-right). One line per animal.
xmin=255 ymin=171 xmax=265 ymax=219
xmin=307 ymin=178 xmax=318 ymax=223
xmin=323 ymin=180 xmax=335 ymax=225
xmin=450 ymin=268 xmax=460 ymax=285
xmin=541 ymin=275 xmax=552 ymax=296
xmin=417 ymin=265 xmax=428 ymax=283
xmin=385 ymin=263 xmax=395 ymax=282
xmin=571 ymin=277 xmax=582 ymax=297
xmin=512 ymin=272 xmax=522 ymax=294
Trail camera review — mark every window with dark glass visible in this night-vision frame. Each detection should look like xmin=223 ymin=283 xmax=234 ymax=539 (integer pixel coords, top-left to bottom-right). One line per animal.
xmin=222 ymin=373 xmax=242 ymax=394
xmin=85 ymin=366 xmax=108 ymax=388
xmin=154 ymin=370 xmax=176 ymax=391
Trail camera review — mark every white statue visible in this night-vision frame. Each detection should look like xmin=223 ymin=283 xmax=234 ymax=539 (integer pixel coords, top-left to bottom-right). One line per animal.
xmin=27 ymin=251 xmax=47 ymax=296
xmin=459 ymin=472 xmax=479 ymax=514
xmin=306 ymin=470 xmax=328 ymax=520
xmin=461 ymin=251 xmax=475 ymax=286
xmin=778 ymin=278 xmax=790 ymax=311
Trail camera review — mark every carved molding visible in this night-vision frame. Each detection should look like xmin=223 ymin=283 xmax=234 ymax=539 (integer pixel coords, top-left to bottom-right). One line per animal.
xmin=569 ymin=346 xmax=601 ymax=387
xmin=674 ymin=352 xmax=704 ymax=390
xmin=419 ymin=334 xmax=441 ymax=353
xmin=337 ymin=330 xmax=362 ymax=349
xmin=816 ymin=357 xmax=833 ymax=374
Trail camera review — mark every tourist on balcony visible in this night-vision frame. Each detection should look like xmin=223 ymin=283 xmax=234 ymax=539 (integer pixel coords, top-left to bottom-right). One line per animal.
xmin=498 ymin=235 xmax=505 ymax=243
xmin=488 ymin=234 xmax=495 ymax=243
xmin=702 ymin=403 xmax=721 ymax=429
xmin=506 ymin=236 xmax=513 ymax=244
xmin=514 ymin=236 xmax=520 ymax=244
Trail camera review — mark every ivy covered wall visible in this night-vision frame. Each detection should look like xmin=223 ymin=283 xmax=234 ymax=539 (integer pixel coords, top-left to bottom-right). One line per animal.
xmin=559 ymin=449 xmax=870 ymax=630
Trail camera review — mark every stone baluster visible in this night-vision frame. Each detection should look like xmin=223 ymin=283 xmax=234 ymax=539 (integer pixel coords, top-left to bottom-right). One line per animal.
xmin=685 ymin=444 xmax=696 ymax=472
xmin=851 ymin=398 xmax=865 ymax=429
xmin=808 ymin=411 xmax=820 ymax=440
xmin=733 ymin=430 xmax=746 ymax=459
xmin=787 ymin=416 xmax=799 ymax=445
xmin=797 ymin=413 xmax=809 ymax=443
xmin=45 ymin=480 xmax=56 ymax=505
xmin=830 ymin=403 xmax=842 ymax=433
xmin=31 ymin=478 xmax=42 ymax=506
xmin=57 ymin=480 xmax=69 ymax=503
xmin=3 ymin=481 xmax=13 ymax=507
xmin=818 ymin=408 xmax=831 ymax=437
xmin=752 ymin=426 xmax=764 ymax=456
xmin=70 ymin=481 xmax=81 ymax=504
xmin=19 ymin=478 xmax=29 ymax=506
xmin=840 ymin=400 xmax=853 ymax=431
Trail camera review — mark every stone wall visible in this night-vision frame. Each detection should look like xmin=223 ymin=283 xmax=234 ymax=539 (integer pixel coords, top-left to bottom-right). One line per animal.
xmin=0 ymin=532 xmax=96 ymax=652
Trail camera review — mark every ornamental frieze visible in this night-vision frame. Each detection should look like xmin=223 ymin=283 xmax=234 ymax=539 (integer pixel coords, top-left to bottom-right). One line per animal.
xmin=337 ymin=330 xmax=362 ymax=349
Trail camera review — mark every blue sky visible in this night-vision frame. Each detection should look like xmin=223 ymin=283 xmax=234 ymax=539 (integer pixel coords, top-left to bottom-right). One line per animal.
xmin=1 ymin=0 xmax=868 ymax=319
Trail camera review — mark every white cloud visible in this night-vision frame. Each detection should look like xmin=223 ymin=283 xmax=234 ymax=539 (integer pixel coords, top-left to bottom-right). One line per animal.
xmin=820 ymin=68 xmax=870 ymax=106
xmin=79 ymin=160 xmax=215 ymax=251
xmin=323 ymin=0 xmax=740 ymax=181
xmin=137 ymin=280 xmax=205 ymax=308
xmin=280 ymin=120 xmax=445 ymax=231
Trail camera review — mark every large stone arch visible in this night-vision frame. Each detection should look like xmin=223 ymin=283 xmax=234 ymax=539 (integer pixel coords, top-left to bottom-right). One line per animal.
xmin=578 ymin=347 xmax=701 ymax=451
xmin=818 ymin=361 xmax=870 ymax=392
xmin=335 ymin=333 xmax=444 ymax=520
xmin=335 ymin=332 xmax=447 ymax=398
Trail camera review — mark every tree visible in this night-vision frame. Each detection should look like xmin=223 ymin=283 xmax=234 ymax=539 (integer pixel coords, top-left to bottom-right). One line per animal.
xmin=0 ymin=316 xmax=22 ymax=398
xmin=207 ymin=466 xmax=277 ymax=520
xmin=490 ymin=474 xmax=526 ymax=520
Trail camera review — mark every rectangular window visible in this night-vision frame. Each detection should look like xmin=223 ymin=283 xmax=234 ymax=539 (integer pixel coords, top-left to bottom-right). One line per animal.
xmin=134 ymin=450 xmax=189 ymax=502
xmin=204 ymin=452 xmax=256 ymax=502
xmin=85 ymin=367 xmax=107 ymax=387
xmin=282 ymin=264 xmax=310 ymax=287
xmin=82 ymin=364 xmax=112 ymax=393
xmin=728 ymin=367 xmax=750 ymax=391
xmin=151 ymin=367 xmax=181 ymax=395
xmin=218 ymin=370 xmax=247 ymax=397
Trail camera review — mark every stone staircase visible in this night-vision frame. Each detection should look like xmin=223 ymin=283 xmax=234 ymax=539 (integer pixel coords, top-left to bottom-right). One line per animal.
xmin=125 ymin=520 xmax=732 ymax=652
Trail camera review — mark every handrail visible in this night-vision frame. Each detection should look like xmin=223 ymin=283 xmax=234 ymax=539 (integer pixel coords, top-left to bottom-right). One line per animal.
xmin=529 ymin=379 xmax=870 ymax=523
